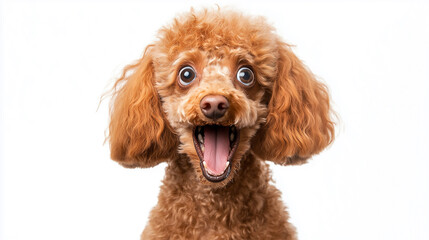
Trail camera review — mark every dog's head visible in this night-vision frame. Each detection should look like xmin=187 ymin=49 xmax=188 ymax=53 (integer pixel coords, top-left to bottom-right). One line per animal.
xmin=108 ymin=9 xmax=334 ymax=188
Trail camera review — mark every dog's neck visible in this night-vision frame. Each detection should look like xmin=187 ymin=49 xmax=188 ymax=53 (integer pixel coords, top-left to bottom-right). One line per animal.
xmin=144 ymin=153 xmax=294 ymax=239
xmin=162 ymin=153 xmax=273 ymax=207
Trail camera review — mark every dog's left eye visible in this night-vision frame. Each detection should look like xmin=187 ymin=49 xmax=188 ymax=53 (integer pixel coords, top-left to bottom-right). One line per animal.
xmin=236 ymin=67 xmax=254 ymax=86
xmin=179 ymin=66 xmax=196 ymax=86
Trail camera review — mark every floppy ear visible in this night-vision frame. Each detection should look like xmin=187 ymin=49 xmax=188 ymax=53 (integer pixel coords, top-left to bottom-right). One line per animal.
xmin=252 ymin=43 xmax=334 ymax=165
xmin=108 ymin=47 xmax=178 ymax=168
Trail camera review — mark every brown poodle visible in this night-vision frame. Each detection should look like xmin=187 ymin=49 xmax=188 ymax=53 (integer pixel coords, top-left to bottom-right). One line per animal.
xmin=108 ymin=8 xmax=334 ymax=240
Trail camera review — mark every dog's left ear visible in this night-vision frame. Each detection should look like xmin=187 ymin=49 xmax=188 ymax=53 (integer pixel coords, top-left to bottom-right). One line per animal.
xmin=108 ymin=47 xmax=178 ymax=168
xmin=252 ymin=42 xmax=334 ymax=165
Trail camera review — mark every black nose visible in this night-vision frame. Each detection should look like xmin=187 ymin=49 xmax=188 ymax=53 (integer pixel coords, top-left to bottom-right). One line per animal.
xmin=200 ymin=95 xmax=229 ymax=120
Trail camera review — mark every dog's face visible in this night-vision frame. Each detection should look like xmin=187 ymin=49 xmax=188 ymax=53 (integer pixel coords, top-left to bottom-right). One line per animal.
xmin=108 ymin=10 xmax=334 ymax=188
xmin=155 ymin=48 xmax=270 ymax=185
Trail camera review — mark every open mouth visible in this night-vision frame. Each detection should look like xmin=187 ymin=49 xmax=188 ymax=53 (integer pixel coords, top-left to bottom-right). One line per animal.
xmin=192 ymin=125 xmax=240 ymax=182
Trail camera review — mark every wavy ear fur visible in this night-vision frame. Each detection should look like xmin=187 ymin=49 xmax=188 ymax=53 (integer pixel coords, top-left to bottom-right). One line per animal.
xmin=253 ymin=43 xmax=334 ymax=165
xmin=108 ymin=47 xmax=178 ymax=168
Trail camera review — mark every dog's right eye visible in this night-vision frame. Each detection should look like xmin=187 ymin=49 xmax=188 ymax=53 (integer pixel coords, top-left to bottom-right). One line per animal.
xmin=179 ymin=66 xmax=196 ymax=86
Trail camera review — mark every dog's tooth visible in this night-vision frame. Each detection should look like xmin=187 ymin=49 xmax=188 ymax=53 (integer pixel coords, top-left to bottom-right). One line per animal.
xmin=198 ymin=133 xmax=204 ymax=144
xmin=203 ymin=161 xmax=215 ymax=175
xmin=231 ymin=125 xmax=236 ymax=132
xmin=230 ymin=132 xmax=235 ymax=142
xmin=201 ymin=144 xmax=204 ymax=152
xmin=224 ymin=161 xmax=230 ymax=171
xmin=203 ymin=161 xmax=216 ymax=175
xmin=207 ymin=168 xmax=215 ymax=176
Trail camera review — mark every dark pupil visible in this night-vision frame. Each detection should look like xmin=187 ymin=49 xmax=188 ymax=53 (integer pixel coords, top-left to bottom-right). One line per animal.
xmin=240 ymin=70 xmax=251 ymax=81
xmin=182 ymin=70 xmax=193 ymax=81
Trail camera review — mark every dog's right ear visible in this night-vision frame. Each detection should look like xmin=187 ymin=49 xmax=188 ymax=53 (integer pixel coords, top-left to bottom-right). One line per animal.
xmin=108 ymin=47 xmax=178 ymax=168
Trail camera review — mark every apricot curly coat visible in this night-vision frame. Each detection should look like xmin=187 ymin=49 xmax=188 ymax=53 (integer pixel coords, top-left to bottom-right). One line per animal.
xmin=108 ymin=9 xmax=334 ymax=240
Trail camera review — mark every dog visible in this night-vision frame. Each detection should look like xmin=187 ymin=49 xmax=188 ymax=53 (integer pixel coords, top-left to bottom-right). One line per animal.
xmin=108 ymin=8 xmax=334 ymax=240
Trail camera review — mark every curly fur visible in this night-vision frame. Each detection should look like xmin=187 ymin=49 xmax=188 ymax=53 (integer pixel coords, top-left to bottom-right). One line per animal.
xmin=108 ymin=8 xmax=334 ymax=240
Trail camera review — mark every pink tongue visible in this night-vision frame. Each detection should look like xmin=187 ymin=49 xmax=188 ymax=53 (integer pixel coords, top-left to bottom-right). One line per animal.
xmin=203 ymin=125 xmax=230 ymax=175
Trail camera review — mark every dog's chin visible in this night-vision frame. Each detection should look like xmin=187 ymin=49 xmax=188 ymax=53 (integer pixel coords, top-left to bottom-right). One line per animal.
xmin=192 ymin=124 xmax=240 ymax=185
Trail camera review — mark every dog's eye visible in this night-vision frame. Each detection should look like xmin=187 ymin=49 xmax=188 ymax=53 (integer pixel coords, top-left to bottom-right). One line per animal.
xmin=236 ymin=67 xmax=254 ymax=86
xmin=179 ymin=66 xmax=196 ymax=86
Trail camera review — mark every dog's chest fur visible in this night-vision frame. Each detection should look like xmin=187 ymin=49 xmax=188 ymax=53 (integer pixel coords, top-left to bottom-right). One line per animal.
xmin=141 ymin=154 xmax=297 ymax=240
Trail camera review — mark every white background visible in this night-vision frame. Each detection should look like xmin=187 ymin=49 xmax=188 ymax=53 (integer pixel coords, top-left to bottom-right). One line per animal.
xmin=1 ymin=0 xmax=428 ymax=240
